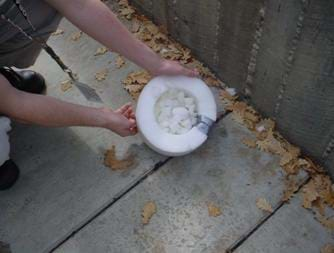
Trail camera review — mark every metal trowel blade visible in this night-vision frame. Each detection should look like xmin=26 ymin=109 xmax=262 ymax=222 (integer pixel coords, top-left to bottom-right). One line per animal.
xmin=73 ymin=81 xmax=103 ymax=103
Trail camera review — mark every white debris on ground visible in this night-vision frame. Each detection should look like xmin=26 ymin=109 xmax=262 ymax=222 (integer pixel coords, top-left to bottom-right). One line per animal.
xmin=155 ymin=89 xmax=197 ymax=135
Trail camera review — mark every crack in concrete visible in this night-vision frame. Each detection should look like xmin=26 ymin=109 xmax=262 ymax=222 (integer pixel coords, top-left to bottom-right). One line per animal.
xmin=49 ymin=110 xmax=229 ymax=252
xmin=225 ymin=175 xmax=311 ymax=253
xmin=48 ymin=157 xmax=172 ymax=253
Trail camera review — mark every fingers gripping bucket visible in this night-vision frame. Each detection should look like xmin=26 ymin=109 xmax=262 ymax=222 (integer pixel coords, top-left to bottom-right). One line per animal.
xmin=136 ymin=76 xmax=217 ymax=156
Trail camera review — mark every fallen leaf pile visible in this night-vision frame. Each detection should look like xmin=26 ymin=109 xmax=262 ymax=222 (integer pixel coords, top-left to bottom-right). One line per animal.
xmin=220 ymin=84 xmax=334 ymax=230
xmin=116 ymin=0 xmax=222 ymax=99
xmin=95 ymin=68 xmax=109 ymax=81
xmin=104 ymin=146 xmax=135 ymax=171
xmin=118 ymin=0 xmax=135 ymax=20
xmin=122 ymin=70 xmax=151 ymax=99
xmin=52 ymin=29 xmax=64 ymax=36
xmin=116 ymin=0 xmax=334 ymax=233
xmin=256 ymin=198 xmax=273 ymax=213
xmin=71 ymin=31 xmax=83 ymax=41
xmin=94 ymin=46 xmax=108 ymax=56
xmin=60 ymin=80 xmax=73 ymax=92
xmin=302 ymin=175 xmax=334 ymax=214
xmin=142 ymin=201 xmax=157 ymax=225
xmin=207 ymin=202 xmax=222 ymax=217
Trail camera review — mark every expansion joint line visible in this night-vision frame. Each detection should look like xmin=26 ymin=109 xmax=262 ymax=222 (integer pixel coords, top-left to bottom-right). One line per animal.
xmin=49 ymin=111 xmax=229 ymax=252
xmin=225 ymin=176 xmax=311 ymax=253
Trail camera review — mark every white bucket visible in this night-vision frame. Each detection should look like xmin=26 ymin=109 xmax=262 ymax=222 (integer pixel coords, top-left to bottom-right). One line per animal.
xmin=136 ymin=76 xmax=217 ymax=156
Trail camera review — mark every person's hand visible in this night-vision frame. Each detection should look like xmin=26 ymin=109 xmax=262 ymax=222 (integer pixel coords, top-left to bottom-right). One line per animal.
xmin=150 ymin=59 xmax=199 ymax=77
xmin=101 ymin=103 xmax=137 ymax=137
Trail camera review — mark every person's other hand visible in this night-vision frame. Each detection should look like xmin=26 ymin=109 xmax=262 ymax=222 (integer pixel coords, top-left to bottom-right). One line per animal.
xmin=150 ymin=59 xmax=199 ymax=77
xmin=102 ymin=103 xmax=137 ymax=137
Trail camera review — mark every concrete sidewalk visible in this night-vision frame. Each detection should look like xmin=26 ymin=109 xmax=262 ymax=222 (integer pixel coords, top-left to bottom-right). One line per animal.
xmin=0 ymin=3 xmax=333 ymax=253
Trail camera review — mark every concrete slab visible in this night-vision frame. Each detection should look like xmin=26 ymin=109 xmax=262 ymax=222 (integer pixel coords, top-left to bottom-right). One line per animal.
xmin=0 ymin=19 xmax=167 ymax=253
xmin=54 ymin=114 xmax=306 ymax=253
xmin=0 ymin=8 xmax=225 ymax=252
xmin=235 ymin=194 xmax=334 ymax=253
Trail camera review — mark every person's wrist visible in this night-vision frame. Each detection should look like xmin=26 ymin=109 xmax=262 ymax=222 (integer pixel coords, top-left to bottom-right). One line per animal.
xmin=147 ymin=57 xmax=165 ymax=76
xmin=95 ymin=107 xmax=112 ymax=129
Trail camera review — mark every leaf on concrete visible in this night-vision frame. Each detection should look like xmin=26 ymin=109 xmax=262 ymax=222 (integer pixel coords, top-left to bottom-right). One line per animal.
xmin=302 ymin=178 xmax=320 ymax=209
xmin=131 ymin=20 xmax=141 ymax=33
xmin=256 ymin=198 xmax=273 ymax=213
xmin=60 ymin=80 xmax=73 ymax=92
xmin=303 ymin=157 xmax=324 ymax=175
xmin=321 ymin=243 xmax=334 ymax=253
xmin=119 ymin=5 xmax=135 ymax=20
xmin=231 ymin=111 xmax=245 ymax=125
xmin=226 ymin=101 xmax=247 ymax=114
xmin=71 ymin=31 xmax=82 ymax=41
xmin=220 ymin=89 xmax=237 ymax=102
xmin=282 ymin=158 xmax=307 ymax=175
xmin=205 ymin=76 xmax=221 ymax=87
xmin=207 ymin=202 xmax=222 ymax=217
xmin=122 ymin=71 xmax=151 ymax=99
xmin=242 ymin=138 xmax=257 ymax=148
xmin=52 ymin=29 xmax=64 ymax=36
xmin=256 ymin=129 xmax=285 ymax=155
xmin=302 ymin=175 xmax=334 ymax=212
xmin=282 ymin=177 xmax=299 ymax=202
xmin=104 ymin=145 xmax=135 ymax=171
xmin=94 ymin=46 xmax=108 ymax=56
xmin=95 ymin=68 xmax=108 ymax=81
xmin=115 ymin=55 xmax=125 ymax=69
xmin=142 ymin=201 xmax=157 ymax=225
xmin=118 ymin=0 xmax=129 ymax=6
xmin=255 ymin=119 xmax=276 ymax=140
xmin=317 ymin=215 xmax=334 ymax=230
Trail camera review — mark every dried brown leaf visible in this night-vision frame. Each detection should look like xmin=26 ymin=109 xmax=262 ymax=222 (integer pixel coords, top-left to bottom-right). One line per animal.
xmin=104 ymin=146 xmax=135 ymax=171
xmin=71 ymin=31 xmax=82 ymax=41
xmin=302 ymin=179 xmax=320 ymax=209
xmin=119 ymin=6 xmax=135 ymax=20
xmin=52 ymin=29 xmax=64 ymax=36
xmin=207 ymin=202 xmax=222 ymax=217
xmin=242 ymin=138 xmax=257 ymax=148
xmin=115 ymin=55 xmax=125 ymax=69
xmin=317 ymin=215 xmax=334 ymax=230
xmin=256 ymin=198 xmax=273 ymax=213
xmin=131 ymin=20 xmax=141 ymax=33
xmin=142 ymin=201 xmax=157 ymax=225
xmin=220 ymin=90 xmax=237 ymax=102
xmin=94 ymin=47 xmax=108 ymax=56
xmin=60 ymin=80 xmax=72 ymax=92
xmin=95 ymin=68 xmax=108 ymax=81
xmin=256 ymin=129 xmax=285 ymax=155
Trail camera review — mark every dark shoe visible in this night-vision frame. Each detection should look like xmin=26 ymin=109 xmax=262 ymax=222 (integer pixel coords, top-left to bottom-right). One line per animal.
xmin=0 ymin=160 xmax=20 ymax=191
xmin=0 ymin=67 xmax=46 ymax=94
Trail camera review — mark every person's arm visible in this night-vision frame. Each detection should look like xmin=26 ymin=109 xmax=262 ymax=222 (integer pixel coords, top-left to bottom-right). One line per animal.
xmin=0 ymin=74 xmax=136 ymax=136
xmin=44 ymin=0 xmax=197 ymax=77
